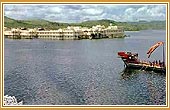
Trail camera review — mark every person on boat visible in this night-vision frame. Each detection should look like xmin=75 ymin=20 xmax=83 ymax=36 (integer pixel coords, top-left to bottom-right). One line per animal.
xmin=156 ymin=60 xmax=158 ymax=65
xmin=163 ymin=61 xmax=165 ymax=67
xmin=159 ymin=60 xmax=161 ymax=66
xmin=149 ymin=61 xmax=152 ymax=66
xmin=152 ymin=61 xmax=155 ymax=66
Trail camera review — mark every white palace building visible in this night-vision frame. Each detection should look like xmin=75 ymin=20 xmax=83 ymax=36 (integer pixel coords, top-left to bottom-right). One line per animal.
xmin=4 ymin=24 xmax=125 ymax=40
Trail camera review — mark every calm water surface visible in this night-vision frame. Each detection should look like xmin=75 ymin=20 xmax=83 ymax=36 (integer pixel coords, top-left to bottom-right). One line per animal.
xmin=4 ymin=30 xmax=166 ymax=105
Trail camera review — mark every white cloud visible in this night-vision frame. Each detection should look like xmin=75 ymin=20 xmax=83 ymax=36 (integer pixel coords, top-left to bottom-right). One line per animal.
xmin=83 ymin=8 xmax=103 ymax=15
xmin=48 ymin=7 xmax=62 ymax=13
xmin=121 ymin=5 xmax=166 ymax=22
xmin=4 ymin=4 xmax=166 ymax=22
xmin=137 ymin=6 xmax=147 ymax=13
xmin=125 ymin=8 xmax=136 ymax=17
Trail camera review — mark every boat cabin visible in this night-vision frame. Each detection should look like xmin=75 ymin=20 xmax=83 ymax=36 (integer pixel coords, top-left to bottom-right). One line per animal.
xmin=118 ymin=52 xmax=139 ymax=64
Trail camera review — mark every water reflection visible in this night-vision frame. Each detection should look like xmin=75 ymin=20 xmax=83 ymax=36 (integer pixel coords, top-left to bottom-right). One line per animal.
xmin=121 ymin=68 xmax=139 ymax=79
xmin=120 ymin=67 xmax=166 ymax=105
xmin=121 ymin=67 xmax=165 ymax=80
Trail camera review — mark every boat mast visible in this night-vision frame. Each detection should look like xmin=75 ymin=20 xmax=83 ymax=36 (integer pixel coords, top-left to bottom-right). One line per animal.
xmin=163 ymin=42 xmax=165 ymax=67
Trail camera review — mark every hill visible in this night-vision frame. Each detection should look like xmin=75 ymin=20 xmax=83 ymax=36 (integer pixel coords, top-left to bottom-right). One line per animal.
xmin=4 ymin=16 xmax=69 ymax=30
xmin=71 ymin=19 xmax=116 ymax=28
xmin=4 ymin=16 xmax=166 ymax=31
xmin=121 ymin=21 xmax=166 ymax=31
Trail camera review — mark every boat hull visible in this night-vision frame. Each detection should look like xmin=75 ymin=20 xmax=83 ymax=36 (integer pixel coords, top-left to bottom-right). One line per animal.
xmin=125 ymin=63 xmax=166 ymax=73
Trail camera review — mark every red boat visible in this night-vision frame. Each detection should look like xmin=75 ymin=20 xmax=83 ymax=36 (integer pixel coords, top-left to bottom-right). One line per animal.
xmin=118 ymin=41 xmax=166 ymax=73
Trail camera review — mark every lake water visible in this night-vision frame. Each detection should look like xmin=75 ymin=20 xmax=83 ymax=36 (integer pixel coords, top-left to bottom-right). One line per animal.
xmin=4 ymin=30 xmax=166 ymax=105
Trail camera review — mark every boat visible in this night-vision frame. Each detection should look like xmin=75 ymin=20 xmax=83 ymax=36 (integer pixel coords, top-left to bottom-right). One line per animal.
xmin=118 ymin=41 xmax=166 ymax=73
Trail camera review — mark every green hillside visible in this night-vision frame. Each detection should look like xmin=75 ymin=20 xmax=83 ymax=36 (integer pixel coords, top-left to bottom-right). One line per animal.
xmin=71 ymin=19 xmax=116 ymax=28
xmin=4 ymin=16 xmax=33 ymax=28
xmin=4 ymin=16 xmax=166 ymax=31
xmin=120 ymin=21 xmax=166 ymax=31
xmin=4 ymin=16 xmax=69 ymax=30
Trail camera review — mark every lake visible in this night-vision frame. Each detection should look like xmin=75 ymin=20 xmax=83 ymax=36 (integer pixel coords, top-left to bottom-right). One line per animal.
xmin=4 ymin=30 xmax=166 ymax=105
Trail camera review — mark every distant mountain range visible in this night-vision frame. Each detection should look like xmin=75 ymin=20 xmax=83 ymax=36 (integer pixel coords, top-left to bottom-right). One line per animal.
xmin=4 ymin=16 xmax=166 ymax=31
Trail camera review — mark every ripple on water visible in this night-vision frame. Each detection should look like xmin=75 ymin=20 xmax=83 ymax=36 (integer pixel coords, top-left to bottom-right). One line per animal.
xmin=4 ymin=30 xmax=166 ymax=105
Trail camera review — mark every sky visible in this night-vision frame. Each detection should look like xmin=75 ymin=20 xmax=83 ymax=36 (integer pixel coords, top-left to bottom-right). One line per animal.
xmin=4 ymin=4 xmax=166 ymax=23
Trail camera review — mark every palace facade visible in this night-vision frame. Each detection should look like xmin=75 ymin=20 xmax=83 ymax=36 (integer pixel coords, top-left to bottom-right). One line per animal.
xmin=4 ymin=24 xmax=125 ymax=40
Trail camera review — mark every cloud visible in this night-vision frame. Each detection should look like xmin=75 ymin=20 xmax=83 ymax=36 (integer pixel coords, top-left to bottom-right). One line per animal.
xmin=83 ymin=8 xmax=104 ymax=15
xmin=4 ymin=4 xmax=166 ymax=22
xmin=48 ymin=7 xmax=62 ymax=13
xmin=122 ymin=5 xmax=166 ymax=21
